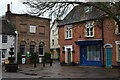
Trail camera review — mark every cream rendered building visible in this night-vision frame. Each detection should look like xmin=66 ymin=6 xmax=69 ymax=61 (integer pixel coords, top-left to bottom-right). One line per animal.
xmin=50 ymin=20 xmax=61 ymax=59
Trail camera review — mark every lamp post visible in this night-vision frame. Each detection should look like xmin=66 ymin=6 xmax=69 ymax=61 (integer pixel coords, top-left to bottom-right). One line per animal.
xmin=15 ymin=30 xmax=18 ymax=62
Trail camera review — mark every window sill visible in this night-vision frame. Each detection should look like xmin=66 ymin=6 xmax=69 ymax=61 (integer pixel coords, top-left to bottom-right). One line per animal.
xmin=116 ymin=61 xmax=120 ymax=62
xmin=39 ymin=55 xmax=44 ymax=56
xmin=65 ymin=38 xmax=72 ymax=40
xmin=85 ymin=36 xmax=94 ymax=38
xmin=116 ymin=33 xmax=120 ymax=36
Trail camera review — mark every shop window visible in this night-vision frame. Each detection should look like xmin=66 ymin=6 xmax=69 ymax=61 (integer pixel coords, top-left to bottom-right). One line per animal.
xmin=87 ymin=45 xmax=101 ymax=61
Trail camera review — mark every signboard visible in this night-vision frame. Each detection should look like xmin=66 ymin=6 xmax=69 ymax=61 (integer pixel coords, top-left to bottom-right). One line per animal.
xmin=22 ymin=58 xmax=26 ymax=64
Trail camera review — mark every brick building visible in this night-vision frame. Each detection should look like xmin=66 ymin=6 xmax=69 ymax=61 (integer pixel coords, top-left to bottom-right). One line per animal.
xmin=58 ymin=5 xmax=120 ymax=67
xmin=6 ymin=4 xmax=50 ymax=62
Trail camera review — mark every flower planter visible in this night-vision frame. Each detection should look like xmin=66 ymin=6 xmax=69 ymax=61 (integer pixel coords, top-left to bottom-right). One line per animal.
xmin=5 ymin=63 xmax=18 ymax=72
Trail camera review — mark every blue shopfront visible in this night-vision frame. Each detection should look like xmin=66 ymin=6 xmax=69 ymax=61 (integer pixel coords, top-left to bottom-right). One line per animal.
xmin=75 ymin=40 xmax=102 ymax=67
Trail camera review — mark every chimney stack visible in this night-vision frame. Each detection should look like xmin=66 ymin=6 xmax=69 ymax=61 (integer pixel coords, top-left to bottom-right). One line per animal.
xmin=6 ymin=4 xmax=11 ymax=22
xmin=7 ymin=4 xmax=10 ymax=12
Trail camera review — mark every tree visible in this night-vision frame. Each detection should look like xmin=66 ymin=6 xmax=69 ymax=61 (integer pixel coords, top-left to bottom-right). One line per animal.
xmin=22 ymin=1 xmax=120 ymax=27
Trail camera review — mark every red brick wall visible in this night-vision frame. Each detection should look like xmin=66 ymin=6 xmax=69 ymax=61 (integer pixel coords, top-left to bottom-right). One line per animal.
xmin=59 ymin=19 xmax=120 ymax=66
xmin=11 ymin=14 xmax=50 ymax=54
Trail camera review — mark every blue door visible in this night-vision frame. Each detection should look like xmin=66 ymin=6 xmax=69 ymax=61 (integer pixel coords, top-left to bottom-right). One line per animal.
xmin=106 ymin=48 xmax=112 ymax=67
xmin=80 ymin=45 xmax=102 ymax=66
xmin=80 ymin=46 xmax=87 ymax=66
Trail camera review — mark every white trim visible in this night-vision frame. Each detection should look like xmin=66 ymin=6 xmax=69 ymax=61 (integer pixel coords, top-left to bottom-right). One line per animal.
xmin=77 ymin=39 xmax=102 ymax=41
xmin=104 ymin=43 xmax=113 ymax=48
xmin=115 ymin=41 xmax=120 ymax=44
xmin=64 ymin=45 xmax=73 ymax=63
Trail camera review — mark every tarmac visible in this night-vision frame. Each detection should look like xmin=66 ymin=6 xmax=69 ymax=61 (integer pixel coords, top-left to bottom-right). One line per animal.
xmin=1 ymin=60 xmax=120 ymax=79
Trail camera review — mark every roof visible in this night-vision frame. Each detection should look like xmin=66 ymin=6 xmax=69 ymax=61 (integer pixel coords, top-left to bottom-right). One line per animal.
xmin=0 ymin=20 xmax=16 ymax=35
xmin=58 ymin=5 xmax=104 ymax=26
xmin=12 ymin=13 xmax=51 ymax=20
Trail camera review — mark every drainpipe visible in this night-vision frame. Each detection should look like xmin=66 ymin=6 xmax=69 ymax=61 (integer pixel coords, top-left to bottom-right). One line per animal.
xmin=101 ymin=19 xmax=105 ymax=67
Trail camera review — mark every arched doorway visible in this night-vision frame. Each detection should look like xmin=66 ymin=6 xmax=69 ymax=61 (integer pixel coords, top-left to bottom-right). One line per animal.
xmin=104 ymin=43 xmax=113 ymax=67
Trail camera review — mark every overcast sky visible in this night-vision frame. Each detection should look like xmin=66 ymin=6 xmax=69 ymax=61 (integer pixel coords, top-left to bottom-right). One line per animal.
xmin=0 ymin=0 xmax=27 ymax=16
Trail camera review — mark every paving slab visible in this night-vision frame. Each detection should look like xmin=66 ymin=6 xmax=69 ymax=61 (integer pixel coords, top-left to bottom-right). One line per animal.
xmin=2 ymin=60 xmax=119 ymax=79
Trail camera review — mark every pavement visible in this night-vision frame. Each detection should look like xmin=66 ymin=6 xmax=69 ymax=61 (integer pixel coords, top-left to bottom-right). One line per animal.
xmin=1 ymin=60 xmax=120 ymax=79
xmin=0 ymin=66 xmax=2 ymax=80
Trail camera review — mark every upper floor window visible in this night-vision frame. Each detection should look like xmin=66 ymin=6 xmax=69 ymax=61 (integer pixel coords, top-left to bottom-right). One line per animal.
xmin=2 ymin=35 xmax=7 ymax=43
xmin=65 ymin=25 xmax=72 ymax=39
xmin=20 ymin=24 xmax=27 ymax=33
xmin=85 ymin=21 xmax=94 ymax=37
xmin=84 ymin=6 xmax=92 ymax=13
xmin=52 ymin=39 xmax=54 ymax=45
xmin=52 ymin=30 xmax=54 ymax=35
xmin=39 ymin=26 xmax=45 ymax=35
xmin=115 ymin=21 xmax=120 ymax=35
xmin=30 ymin=25 xmax=36 ymax=33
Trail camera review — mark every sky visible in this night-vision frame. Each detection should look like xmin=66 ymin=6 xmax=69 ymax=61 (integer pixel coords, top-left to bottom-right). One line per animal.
xmin=0 ymin=0 xmax=27 ymax=17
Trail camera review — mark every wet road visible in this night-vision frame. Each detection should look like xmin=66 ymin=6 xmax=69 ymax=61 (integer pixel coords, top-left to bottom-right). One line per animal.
xmin=2 ymin=60 xmax=119 ymax=79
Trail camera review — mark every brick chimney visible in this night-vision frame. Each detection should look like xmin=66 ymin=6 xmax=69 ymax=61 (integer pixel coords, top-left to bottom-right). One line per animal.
xmin=6 ymin=4 xmax=12 ymax=22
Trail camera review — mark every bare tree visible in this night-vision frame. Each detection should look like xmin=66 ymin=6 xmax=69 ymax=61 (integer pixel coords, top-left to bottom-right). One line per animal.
xmin=22 ymin=1 xmax=120 ymax=26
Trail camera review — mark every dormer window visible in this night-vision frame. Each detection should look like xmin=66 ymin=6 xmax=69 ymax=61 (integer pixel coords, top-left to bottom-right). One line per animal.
xmin=84 ymin=6 xmax=92 ymax=13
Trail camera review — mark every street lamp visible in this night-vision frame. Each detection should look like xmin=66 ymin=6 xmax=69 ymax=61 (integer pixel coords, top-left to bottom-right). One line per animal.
xmin=15 ymin=30 xmax=18 ymax=62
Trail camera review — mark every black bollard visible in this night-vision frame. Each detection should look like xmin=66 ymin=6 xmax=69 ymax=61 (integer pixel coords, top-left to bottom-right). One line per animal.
xmin=43 ymin=59 xmax=45 ymax=67
xmin=50 ymin=59 xmax=52 ymax=67
xmin=34 ymin=59 xmax=37 ymax=68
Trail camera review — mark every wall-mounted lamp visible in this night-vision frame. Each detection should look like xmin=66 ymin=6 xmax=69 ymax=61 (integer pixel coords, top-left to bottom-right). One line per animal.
xmin=72 ymin=46 xmax=75 ymax=53
xmin=62 ymin=46 xmax=65 ymax=53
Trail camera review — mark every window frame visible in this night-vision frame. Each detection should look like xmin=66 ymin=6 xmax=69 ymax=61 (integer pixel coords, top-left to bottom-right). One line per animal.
xmin=2 ymin=49 xmax=7 ymax=58
xmin=39 ymin=45 xmax=44 ymax=56
xmin=84 ymin=6 xmax=92 ymax=13
xmin=20 ymin=45 xmax=26 ymax=55
xmin=29 ymin=25 xmax=37 ymax=33
xmin=2 ymin=35 xmax=8 ymax=43
xmin=115 ymin=41 xmax=120 ymax=62
xmin=115 ymin=21 xmax=120 ymax=35
xmin=30 ymin=45 xmax=35 ymax=54
xmin=85 ymin=21 xmax=94 ymax=37
xmin=65 ymin=25 xmax=72 ymax=39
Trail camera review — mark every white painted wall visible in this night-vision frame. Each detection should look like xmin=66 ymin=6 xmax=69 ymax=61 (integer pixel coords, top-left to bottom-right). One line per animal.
xmin=0 ymin=34 xmax=15 ymax=64
xmin=50 ymin=21 xmax=60 ymax=49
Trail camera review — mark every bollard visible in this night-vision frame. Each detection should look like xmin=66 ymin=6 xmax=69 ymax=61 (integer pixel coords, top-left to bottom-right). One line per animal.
xmin=43 ymin=59 xmax=45 ymax=67
xmin=34 ymin=59 xmax=37 ymax=68
xmin=50 ymin=59 xmax=52 ymax=67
